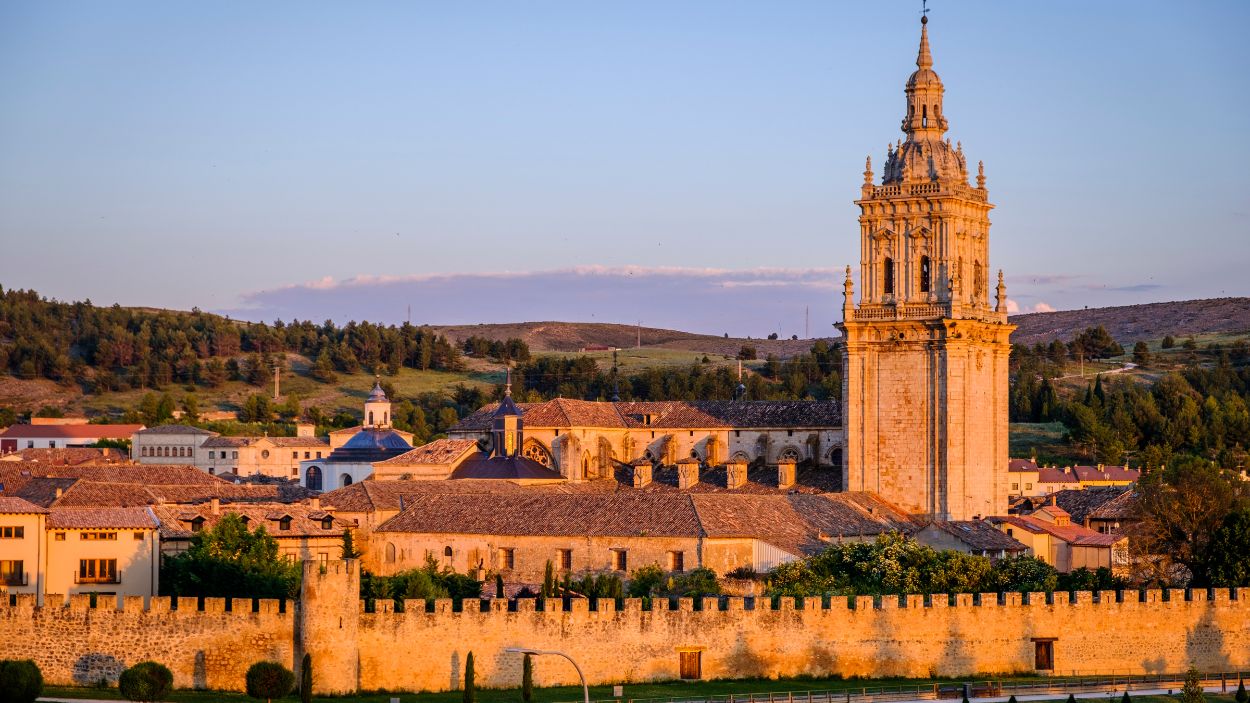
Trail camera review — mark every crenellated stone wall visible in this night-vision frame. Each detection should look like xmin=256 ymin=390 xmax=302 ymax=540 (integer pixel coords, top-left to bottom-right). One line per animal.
xmin=1 ymin=564 xmax=1246 ymax=695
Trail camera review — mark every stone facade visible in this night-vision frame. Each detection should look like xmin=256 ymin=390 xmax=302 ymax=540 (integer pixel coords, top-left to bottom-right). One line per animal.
xmin=839 ymin=17 xmax=1013 ymax=521
xmin=1 ymin=561 xmax=1246 ymax=694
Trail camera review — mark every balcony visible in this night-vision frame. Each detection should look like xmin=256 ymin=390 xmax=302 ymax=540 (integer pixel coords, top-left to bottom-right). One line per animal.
xmin=74 ymin=571 xmax=121 ymax=585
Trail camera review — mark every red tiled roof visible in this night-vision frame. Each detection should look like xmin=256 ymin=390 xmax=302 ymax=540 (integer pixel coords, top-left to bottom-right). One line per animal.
xmin=150 ymin=502 xmax=348 ymax=540
xmin=1037 ymin=468 xmax=1078 ymax=484
xmin=1008 ymin=459 xmax=1039 ymax=473
xmin=923 ymin=520 xmax=1030 ymax=553
xmin=993 ymin=515 xmax=1124 ymax=547
xmin=0 ymin=424 xmax=144 ymax=440
xmin=451 ymin=399 xmax=841 ymax=432
xmin=136 ymin=424 xmax=217 ymax=436
xmin=0 ymin=448 xmax=131 ymax=465
xmin=375 ymin=439 xmax=480 ymax=467
xmin=0 ymin=496 xmax=49 ymax=514
xmin=48 ymin=507 xmax=158 ymax=529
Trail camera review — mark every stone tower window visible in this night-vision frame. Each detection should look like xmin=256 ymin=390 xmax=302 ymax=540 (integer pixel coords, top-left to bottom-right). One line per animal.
xmin=920 ymin=256 xmax=931 ymax=293
xmin=883 ymin=257 xmax=895 ymax=296
xmin=921 ymin=104 xmax=928 ymax=127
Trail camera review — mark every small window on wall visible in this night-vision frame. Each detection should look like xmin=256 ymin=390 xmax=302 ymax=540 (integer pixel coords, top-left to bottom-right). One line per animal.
xmin=920 ymin=256 xmax=931 ymax=293
xmin=558 ymin=549 xmax=573 ymax=571
xmin=499 ymin=547 xmax=515 ymax=570
xmin=1033 ymin=639 xmax=1055 ymax=671
xmin=133 ymin=532 xmax=144 ymax=541
xmin=612 ymin=549 xmax=628 ymax=571
xmin=883 ymin=257 xmax=895 ymax=295
xmin=0 ymin=526 xmax=24 ymax=539
xmin=668 ymin=551 xmax=685 ymax=573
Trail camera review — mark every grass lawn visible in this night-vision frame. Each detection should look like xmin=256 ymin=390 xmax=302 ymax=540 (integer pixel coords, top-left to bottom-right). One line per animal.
xmin=1008 ymin=422 xmax=1081 ymax=466
xmin=42 ymin=678 xmax=1240 ymax=703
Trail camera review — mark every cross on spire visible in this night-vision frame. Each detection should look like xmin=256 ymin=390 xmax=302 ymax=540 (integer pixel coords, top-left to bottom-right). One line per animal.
xmin=921 ymin=0 xmax=930 ymax=22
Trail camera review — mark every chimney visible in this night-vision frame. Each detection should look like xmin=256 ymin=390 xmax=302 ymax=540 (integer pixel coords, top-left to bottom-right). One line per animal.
xmin=295 ymin=423 xmax=315 ymax=438
xmin=54 ymin=487 xmax=63 ymax=499
xmin=631 ymin=460 xmax=652 ymax=489
xmin=676 ymin=457 xmax=700 ymax=490
xmin=777 ymin=458 xmax=797 ymax=489
xmin=1050 ymin=494 xmax=1057 ymax=506
xmin=210 ymin=497 xmax=220 ymax=515
xmin=725 ymin=459 xmax=748 ymax=490
xmin=310 ymin=496 xmax=320 ymax=510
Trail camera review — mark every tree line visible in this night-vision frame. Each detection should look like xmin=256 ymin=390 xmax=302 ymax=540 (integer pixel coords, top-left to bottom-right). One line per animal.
xmin=0 ymin=286 xmax=463 ymax=390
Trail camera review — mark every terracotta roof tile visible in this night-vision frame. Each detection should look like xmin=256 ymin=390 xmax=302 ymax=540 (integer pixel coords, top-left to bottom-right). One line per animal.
xmin=451 ymin=399 xmax=841 ymax=432
xmin=0 ymin=424 xmax=144 ymax=439
xmin=925 ymin=520 xmax=1029 ymax=552
xmin=375 ymin=439 xmax=480 ymax=467
xmin=0 ymin=496 xmax=49 ymax=514
xmin=136 ymin=424 xmax=217 ymax=436
xmin=48 ymin=507 xmax=157 ymax=529
xmin=150 ymin=502 xmax=349 ymax=540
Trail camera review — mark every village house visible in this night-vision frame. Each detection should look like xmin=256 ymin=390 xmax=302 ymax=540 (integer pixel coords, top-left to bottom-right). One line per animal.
xmin=371 ymin=491 xmax=915 ymax=582
xmin=151 ymin=497 xmax=347 ymax=566
xmin=913 ymin=520 xmax=1029 ymax=560
xmin=1007 ymin=459 xmax=1140 ymax=498
xmin=990 ymin=501 xmax=1127 ymax=573
xmin=0 ymin=422 xmax=144 ymax=453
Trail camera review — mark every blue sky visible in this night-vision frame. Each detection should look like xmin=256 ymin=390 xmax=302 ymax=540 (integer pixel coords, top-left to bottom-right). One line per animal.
xmin=1 ymin=1 xmax=1247 ymax=337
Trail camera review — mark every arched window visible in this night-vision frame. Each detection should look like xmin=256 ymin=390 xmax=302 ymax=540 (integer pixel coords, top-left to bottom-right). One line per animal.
xmin=141 ymin=447 xmax=149 ymax=457
xmin=920 ymin=256 xmax=931 ymax=293
xmin=883 ymin=257 xmax=895 ymax=295
xmin=385 ymin=543 xmax=397 ymax=564
xmin=974 ymin=260 xmax=984 ymax=300
xmin=383 ymin=412 xmax=388 ymax=425
xmin=305 ymin=466 xmax=323 ymax=491
xmin=921 ymin=104 xmax=928 ymax=127
xmin=340 ymin=473 xmax=354 ymax=488
xmin=368 ymin=411 xmax=374 ymax=425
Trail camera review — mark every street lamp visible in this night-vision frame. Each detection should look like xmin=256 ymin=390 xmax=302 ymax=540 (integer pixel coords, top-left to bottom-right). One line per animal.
xmin=504 ymin=647 xmax=590 ymax=703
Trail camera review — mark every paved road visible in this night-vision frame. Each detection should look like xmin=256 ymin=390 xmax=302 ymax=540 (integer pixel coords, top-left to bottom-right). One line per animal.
xmin=37 ymin=684 xmax=1233 ymax=703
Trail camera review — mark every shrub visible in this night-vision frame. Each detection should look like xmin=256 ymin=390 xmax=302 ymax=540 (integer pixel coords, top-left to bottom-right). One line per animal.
xmin=118 ymin=661 xmax=172 ymax=703
xmin=463 ymin=651 xmax=476 ymax=703
xmin=0 ymin=659 xmax=43 ymax=703
xmin=246 ymin=661 xmax=295 ymax=703
xmin=299 ymin=653 xmax=312 ymax=703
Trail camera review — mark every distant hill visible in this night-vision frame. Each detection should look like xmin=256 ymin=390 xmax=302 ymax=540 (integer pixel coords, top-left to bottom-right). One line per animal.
xmin=1009 ymin=297 xmax=1250 ymax=346
xmin=428 ymin=321 xmax=822 ymax=357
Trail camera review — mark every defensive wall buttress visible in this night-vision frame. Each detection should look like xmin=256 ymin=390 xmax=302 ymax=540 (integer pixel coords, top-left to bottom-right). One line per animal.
xmin=1 ymin=561 xmax=1247 ymax=694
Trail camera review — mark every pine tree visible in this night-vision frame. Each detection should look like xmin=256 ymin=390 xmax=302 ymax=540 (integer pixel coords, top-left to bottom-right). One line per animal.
xmin=1181 ymin=668 xmax=1205 ymax=703
xmin=341 ymin=529 xmax=360 ymax=559
xmin=463 ymin=652 xmax=476 ymax=703
xmin=522 ymin=653 xmax=534 ymax=703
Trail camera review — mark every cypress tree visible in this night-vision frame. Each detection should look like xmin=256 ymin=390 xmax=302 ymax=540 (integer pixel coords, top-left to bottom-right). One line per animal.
xmin=1121 ymin=691 xmax=1130 ymax=703
xmin=522 ymin=654 xmax=534 ymax=703
xmin=1008 ymin=696 xmax=1018 ymax=703
xmin=496 ymin=574 xmax=505 ymax=598
xmin=463 ymin=652 xmax=476 ymax=703
xmin=1066 ymin=695 xmax=1077 ymax=703
xmin=542 ymin=560 xmax=555 ymax=599
xmin=300 ymin=653 xmax=312 ymax=703
xmin=1235 ymin=677 xmax=1247 ymax=703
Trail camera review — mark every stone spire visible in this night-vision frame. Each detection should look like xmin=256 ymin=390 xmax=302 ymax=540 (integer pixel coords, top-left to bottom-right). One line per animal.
xmin=995 ymin=270 xmax=1008 ymax=314
xmin=916 ymin=15 xmax=933 ymax=70
xmin=842 ymin=266 xmax=855 ymax=320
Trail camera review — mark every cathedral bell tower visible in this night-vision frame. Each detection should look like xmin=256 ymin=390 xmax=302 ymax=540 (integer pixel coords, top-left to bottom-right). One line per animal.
xmin=837 ymin=14 xmax=1014 ymax=521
